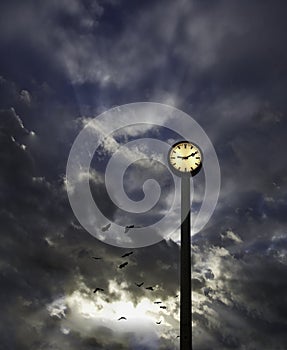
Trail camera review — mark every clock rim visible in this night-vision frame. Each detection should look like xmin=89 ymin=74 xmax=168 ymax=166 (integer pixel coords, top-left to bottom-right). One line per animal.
xmin=167 ymin=140 xmax=203 ymax=177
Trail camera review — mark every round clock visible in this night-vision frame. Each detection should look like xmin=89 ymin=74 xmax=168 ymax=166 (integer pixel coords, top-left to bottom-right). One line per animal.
xmin=168 ymin=140 xmax=202 ymax=177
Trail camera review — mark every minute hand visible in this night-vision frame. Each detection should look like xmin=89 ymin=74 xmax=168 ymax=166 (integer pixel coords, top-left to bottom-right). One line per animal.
xmin=182 ymin=152 xmax=197 ymax=160
xmin=187 ymin=152 xmax=198 ymax=158
xmin=177 ymin=152 xmax=197 ymax=160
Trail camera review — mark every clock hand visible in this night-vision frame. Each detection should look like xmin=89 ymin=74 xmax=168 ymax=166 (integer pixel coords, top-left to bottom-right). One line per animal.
xmin=177 ymin=156 xmax=189 ymax=159
xmin=177 ymin=152 xmax=199 ymax=160
xmin=177 ymin=155 xmax=192 ymax=160
xmin=183 ymin=153 xmax=194 ymax=159
xmin=186 ymin=151 xmax=198 ymax=158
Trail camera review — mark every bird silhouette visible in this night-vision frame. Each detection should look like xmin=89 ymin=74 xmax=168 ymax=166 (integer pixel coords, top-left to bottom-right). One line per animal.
xmin=124 ymin=225 xmax=135 ymax=233
xmin=92 ymin=256 xmax=102 ymax=260
xmin=101 ymin=223 xmax=111 ymax=232
xmin=118 ymin=262 xmax=128 ymax=269
xmin=203 ymin=287 xmax=213 ymax=297
xmin=145 ymin=286 xmax=154 ymax=291
xmin=135 ymin=282 xmax=144 ymax=287
xmin=121 ymin=251 xmax=133 ymax=258
xmin=118 ymin=316 xmax=127 ymax=321
xmin=156 ymin=320 xmax=162 ymax=324
xmin=160 ymin=306 xmax=167 ymax=309
xmin=204 ymin=269 xmax=214 ymax=280
xmin=93 ymin=288 xmax=104 ymax=293
xmin=154 ymin=301 xmax=162 ymax=304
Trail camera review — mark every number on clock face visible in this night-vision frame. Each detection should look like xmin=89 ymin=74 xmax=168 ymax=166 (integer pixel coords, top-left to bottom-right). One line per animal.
xmin=168 ymin=141 xmax=202 ymax=175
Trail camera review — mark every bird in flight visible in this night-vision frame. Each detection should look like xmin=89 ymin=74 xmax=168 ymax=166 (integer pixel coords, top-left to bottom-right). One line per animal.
xmin=93 ymin=288 xmax=104 ymax=293
xmin=91 ymin=256 xmax=102 ymax=260
xmin=156 ymin=320 xmax=162 ymax=324
xmin=101 ymin=223 xmax=111 ymax=232
xmin=118 ymin=316 xmax=127 ymax=321
xmin=121 ymin=251 xmax=133 ymax=258
xmin=118 ymin=262 xmax=128 ymax=269
xmin=145 ymin=286 xmax=154 ymax=291
xmin=160 ymin=306 xmax=167 ymax=309
xmin=154 ymin=301 xmax=162 ymax=304
xmin=124 ymin=225 xmax=135 ymax=233
xmin=135 ymin=282 xmax=144 ymax=287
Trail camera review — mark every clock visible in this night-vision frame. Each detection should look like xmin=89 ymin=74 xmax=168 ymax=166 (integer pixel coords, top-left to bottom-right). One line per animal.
xmin=168 ymin=140 xmax=202 ymax=177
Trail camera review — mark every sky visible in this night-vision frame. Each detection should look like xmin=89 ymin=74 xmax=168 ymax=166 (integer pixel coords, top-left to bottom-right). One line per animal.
xmin=1 ymin=0 xmax=287 ymax=349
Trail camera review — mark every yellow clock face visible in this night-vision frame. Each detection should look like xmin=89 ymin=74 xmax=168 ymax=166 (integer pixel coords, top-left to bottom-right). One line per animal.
xmin=168 ymin=141 xmax=202 ymax=175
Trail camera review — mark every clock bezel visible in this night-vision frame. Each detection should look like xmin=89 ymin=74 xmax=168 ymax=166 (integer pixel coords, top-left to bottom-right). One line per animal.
xmin=167 ymin=140 xmax=203 ymax=177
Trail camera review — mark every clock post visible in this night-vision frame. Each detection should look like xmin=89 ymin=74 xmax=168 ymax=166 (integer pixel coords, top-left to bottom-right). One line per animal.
xmin=167 ymin=141 xmax=202 ymax=350
xmin=181 ymin=173 xmax=192 ymax=349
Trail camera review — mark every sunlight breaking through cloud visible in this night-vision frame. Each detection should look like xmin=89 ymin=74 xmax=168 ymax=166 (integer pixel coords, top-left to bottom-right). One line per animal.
xmin=47 ymin=279 xmax=181 ymax=345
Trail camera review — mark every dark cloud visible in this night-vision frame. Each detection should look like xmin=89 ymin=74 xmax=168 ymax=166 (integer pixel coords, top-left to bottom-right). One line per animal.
xmin=191 ymin=239 xmax=287 ymax=349
xmin=0 ymin=0 xmax=287 ymax=349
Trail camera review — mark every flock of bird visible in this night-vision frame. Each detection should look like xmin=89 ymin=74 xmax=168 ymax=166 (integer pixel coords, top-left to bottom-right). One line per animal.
xmin=91 ymin=249 xmax=171 ymax=325
xmin=94 ymin=222 xmax=181 ymax=337
xmin=101 ymin=223 xmax=142 ymax=234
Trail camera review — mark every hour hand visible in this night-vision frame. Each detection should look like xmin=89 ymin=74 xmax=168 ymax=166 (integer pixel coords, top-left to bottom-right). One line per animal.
xmin=177 ymin=155 xmax=189 ymax=160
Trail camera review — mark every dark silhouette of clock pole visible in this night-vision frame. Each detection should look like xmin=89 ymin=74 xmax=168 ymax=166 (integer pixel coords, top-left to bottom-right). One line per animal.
xmin=168 ymin=140 xmax=202 ymax=350
xmin=180 ymin=174 xmax=192 ymax=349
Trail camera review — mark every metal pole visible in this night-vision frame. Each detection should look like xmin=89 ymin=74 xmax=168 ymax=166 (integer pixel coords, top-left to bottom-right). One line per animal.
xmin=180 ymin=175 xmax=192 ymax=349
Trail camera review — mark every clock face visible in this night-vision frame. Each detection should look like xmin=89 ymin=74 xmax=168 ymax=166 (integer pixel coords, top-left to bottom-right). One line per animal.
xmin=168 ymin=141 xmax=202 ymax=176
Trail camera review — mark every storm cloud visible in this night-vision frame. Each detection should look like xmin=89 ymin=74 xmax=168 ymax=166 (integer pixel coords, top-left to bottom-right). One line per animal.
xmin=0 ymin=0 xmax=287 ymax=349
